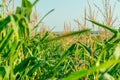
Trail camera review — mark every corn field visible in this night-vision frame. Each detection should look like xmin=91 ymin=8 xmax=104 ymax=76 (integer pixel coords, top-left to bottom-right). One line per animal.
xmin=0 ymin=0 xmax=120 ymax=80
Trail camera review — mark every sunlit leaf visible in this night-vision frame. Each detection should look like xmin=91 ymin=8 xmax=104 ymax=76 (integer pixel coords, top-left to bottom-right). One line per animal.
xmin=62 ymin=60 xmax=120 ymax=80
xmin=110 ymin=43 xmax=120 ymax=60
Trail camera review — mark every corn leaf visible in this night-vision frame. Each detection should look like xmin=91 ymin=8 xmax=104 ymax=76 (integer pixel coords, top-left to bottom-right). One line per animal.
xmin=0 ymin=29 xmax=14 ymax=53
xmin=62 ymin=60 xmax=120 ymax=80
xmin=47 ymin=29 xmax=90 ymax=42
xmin=0 ymin=66 xmax=6 ymax=78
xmin=14 ymin=57 xmax=36 ymax=74
xmin=88 ymin=20 xmax=118 ymax=34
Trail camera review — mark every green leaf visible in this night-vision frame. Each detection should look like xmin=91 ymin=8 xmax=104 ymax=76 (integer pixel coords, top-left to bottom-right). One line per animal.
xmin=32 ymin=0 xmax=40 ymax=6
xmin=27 ymin=62 xmax=41 ymax=76
xmin=107 ymin=34 xmax=117 ymax=42
xmin=0 ymin=66 xmax=6 ymax=78
xmin=3 ymin=66 xmax=10 ymax=80
xmin=32 ymin=9 xmax=55 ymax=30
xmin=16 ymin=0 xmax=33 ymax=21
xmin=40 ymin=31 xmax=49 ymax=42
xmin=78 ymin=42 xmax=92 ymax=55
xmin=18 ymin=18 xmax=29 ymax=38
xmin=22 ymin=0 xmax=32 ymax=8
xmin=0 ymin=16 xmax=10 ymax=32
xmin=99 ymin=73 xmax=115 ymax=80
xmin=0 ymin=29 xmax=14 ymax=53
xmin=53 ymin=43 xmax=76 ymax=71
xmin=15 ymin=7 xmax=22 ymax=15
xmin=14 ymin=57 xmax=36 ymax=74
xmin=88 ymin=19 xmax=118 ymax=34
xmin=21 ymin=0 xmax=32 ymax=21
xmin=47 ymin=29 xmax=90 ymax=42
xmin=88 ymin=20 xmax=118 ymax=42
xmin=0 ymin=14 xmax=18 ymax=32
xmin=62 ymin=60 xmax=120 ymax=80
xmin=110 ymin=43 xmax=120 ymax=60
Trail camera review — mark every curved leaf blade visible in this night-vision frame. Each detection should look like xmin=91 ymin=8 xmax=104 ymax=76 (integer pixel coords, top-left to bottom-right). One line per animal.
xmin=47 ymin=29 xmax=90 ymax=42
xmin=88 ymin=19 xmax=117 ymax=34
xmin=62 ymin=60 xmax=120 ymax=80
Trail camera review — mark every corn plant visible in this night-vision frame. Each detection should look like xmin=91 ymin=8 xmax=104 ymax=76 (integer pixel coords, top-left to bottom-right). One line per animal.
xmin=0 ymin=0 xmax=120 ymax=80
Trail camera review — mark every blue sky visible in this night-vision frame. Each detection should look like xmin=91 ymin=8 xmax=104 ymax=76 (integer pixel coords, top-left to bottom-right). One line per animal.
xmin=1 ymin=0 xmax=120 ymax=31
xmin=34 ymin=0 xmax=120 ymax=31
xmin=36 ymin=0 xmax=88 ymax=31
